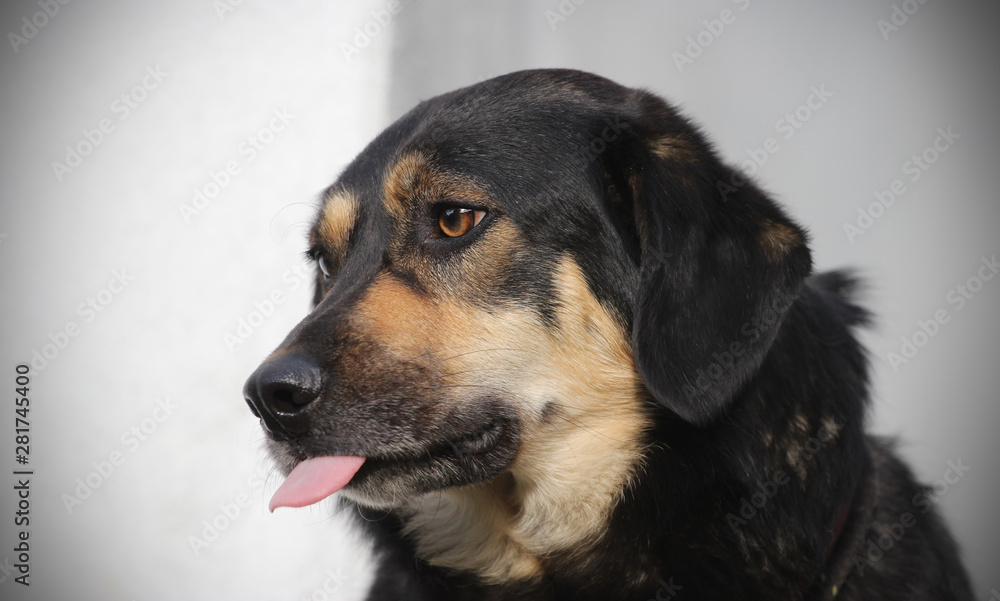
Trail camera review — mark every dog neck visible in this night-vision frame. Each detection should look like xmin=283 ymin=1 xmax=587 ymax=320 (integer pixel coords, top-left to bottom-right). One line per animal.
xmin=398 ymin=392 xmax=651 ymax=584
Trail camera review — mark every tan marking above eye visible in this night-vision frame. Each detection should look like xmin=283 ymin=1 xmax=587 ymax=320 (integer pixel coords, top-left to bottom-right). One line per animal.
xmin=438 ymin=207 xmax=485 ymax=238
xmin=316 ymin=190 xmax=359 ymax=257
xmin=383 ymin=152 xmax=430 ymax=220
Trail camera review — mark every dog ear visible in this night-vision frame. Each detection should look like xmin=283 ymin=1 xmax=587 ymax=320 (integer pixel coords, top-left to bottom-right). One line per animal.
xmin=601 ymin=92 xmax=812 ymax=425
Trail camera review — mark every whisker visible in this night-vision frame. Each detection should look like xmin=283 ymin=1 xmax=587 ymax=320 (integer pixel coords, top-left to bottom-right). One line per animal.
xmin=416 ymin=347 xmax=535 ymax=371
xmin=542 ymin=405 xmax=632 ymax=448
xmin=432 ymin=365 xmax=548 ymax=379
xmin=413 ymin=383 xmax=506 ymax=392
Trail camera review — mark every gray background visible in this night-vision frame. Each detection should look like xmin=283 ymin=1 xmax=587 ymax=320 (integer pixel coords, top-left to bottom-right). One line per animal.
xmin=0 ymin=0 xmax=997 ymax=599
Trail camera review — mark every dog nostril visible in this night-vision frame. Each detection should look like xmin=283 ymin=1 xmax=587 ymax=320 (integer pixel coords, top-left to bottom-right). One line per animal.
xmin=262 ymin=381 xmax=317 ymax=415
xmin=271 ymin=387 xmax=295 ymax=412
xmin=243 ymin=354 xmax=323 ymax=438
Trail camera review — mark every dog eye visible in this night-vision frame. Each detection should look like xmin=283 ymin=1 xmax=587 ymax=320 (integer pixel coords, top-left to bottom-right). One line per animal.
xmin=437 ymin=207 xmax=485 ymax=238
xmin=317 ymin=255 xmax=331 ymax=279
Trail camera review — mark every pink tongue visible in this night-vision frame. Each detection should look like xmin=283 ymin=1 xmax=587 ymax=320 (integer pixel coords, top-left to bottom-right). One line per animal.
xmin=269 ymin=456 xmax=365 ymax=512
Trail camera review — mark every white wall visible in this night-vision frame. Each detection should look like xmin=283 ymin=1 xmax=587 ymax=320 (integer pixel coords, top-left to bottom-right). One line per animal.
xmin=1 ymin=1 xmax=997 ymax=599
xmin=0 ymin=1 xmax=391 ymax=599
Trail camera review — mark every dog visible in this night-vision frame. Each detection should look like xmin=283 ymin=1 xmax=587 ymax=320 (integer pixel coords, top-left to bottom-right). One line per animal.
xmin=243 ymin=69 xmax=973 ymax=600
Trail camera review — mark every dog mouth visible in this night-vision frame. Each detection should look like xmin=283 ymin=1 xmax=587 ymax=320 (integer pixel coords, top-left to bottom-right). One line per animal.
xmin=268 ymin=418 xmax=515 ymax=511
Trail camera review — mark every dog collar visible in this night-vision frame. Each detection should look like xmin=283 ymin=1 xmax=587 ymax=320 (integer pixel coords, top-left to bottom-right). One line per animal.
xmin=801 ymin=460 xmax=880 ymax=600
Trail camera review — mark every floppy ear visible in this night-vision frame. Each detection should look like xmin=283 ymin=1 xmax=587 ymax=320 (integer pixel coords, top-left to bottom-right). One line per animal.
xmin=602 ymin=92 xmax=812 ymax=425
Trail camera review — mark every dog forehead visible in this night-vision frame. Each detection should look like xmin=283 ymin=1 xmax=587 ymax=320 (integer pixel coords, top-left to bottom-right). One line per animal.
xmin=334 ymin=72 xmax=625 ymax=191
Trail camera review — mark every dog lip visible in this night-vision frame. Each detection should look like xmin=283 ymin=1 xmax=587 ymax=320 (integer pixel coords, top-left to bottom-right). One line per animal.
xmin=371 ymin=418 xmax=508 ymax=463
xmin=444 ymin=420 xmax=503 ymax=456
xmin=277 ymin=419 xmax=508 ymax=463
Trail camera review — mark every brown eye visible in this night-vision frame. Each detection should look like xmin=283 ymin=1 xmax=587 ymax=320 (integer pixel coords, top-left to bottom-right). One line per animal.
xmin=437 ymin=207 xmax=485 ymax=238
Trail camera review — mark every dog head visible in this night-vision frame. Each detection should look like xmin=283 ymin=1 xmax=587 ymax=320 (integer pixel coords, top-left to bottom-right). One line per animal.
xmin=243 ymin=69 xmax=811 ymax=513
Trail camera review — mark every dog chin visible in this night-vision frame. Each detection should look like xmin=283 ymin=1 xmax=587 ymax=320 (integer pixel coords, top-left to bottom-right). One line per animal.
xmin=338 ymin=482 xmax=415 ymax=510
xmin=338 ymin=456 xmax=510 ymax=510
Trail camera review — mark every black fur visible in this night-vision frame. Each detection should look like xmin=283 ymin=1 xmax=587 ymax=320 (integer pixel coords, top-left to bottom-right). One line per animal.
xmin=245 ymin=69 xmax=973 ymax=600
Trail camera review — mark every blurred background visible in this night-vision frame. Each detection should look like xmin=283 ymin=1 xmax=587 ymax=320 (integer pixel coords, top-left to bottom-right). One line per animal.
xmin=1 ymin=1 xmax=997 ymax=599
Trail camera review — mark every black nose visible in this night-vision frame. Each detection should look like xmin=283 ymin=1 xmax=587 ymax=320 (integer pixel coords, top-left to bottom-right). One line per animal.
xmin=243 ymin=354 xmax=322 ymax=440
